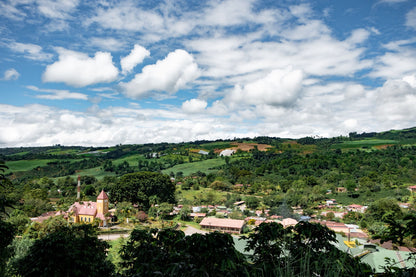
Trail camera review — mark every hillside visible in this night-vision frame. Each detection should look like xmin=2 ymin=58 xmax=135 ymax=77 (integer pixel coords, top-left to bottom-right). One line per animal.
xmin=2 ymin=126 xmax=416 ymax=181
xmin=2 ymin=126 xmax=416 ymax=275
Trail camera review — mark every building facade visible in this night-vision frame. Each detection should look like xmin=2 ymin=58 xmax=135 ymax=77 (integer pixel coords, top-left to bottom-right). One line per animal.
xmin=200 ymin=217 xmax=245 ymax=234
xmin=67 ymin=190 xmax=109 ymax=227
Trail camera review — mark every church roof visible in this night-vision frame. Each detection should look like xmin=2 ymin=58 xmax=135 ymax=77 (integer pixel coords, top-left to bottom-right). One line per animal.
xmin=68 ymin=201 xmax=97 ymax=216
xmin=97 ymin=190 xmax=108 ymax=200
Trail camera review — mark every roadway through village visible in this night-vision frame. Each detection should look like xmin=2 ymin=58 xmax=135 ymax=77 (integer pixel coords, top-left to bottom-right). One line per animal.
xmin=98 ymin=226 xmax=208 ymax=241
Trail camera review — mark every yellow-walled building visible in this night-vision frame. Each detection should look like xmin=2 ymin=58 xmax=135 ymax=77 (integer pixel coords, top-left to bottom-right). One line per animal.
xmin=67 ymin=190 xmax=109 ymax=227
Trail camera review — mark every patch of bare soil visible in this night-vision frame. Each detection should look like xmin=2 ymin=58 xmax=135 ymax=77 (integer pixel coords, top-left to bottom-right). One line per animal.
xmin=374 ymin=144 xmax=394 ymax=150
xmin=230 ymin=142 xmax=272 ymax=152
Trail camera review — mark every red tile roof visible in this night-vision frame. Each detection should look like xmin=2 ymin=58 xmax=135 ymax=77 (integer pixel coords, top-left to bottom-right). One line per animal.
xmin=348 ymin=204 xmax=363 ymax=208
xmin=200 ymin=217 xmax=245 ymax=229
xmin=68 ymin=201 xmax=97 ymax=216
xmin=97 ymin=190 xmax=108 ymax=200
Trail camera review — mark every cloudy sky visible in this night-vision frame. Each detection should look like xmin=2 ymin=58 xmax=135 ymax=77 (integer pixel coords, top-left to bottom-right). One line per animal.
xmin=1 ymin=0 xmax=416 ymax=147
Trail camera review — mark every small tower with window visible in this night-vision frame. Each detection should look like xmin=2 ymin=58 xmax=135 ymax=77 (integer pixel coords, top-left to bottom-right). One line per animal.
xmin=96 ymin=190 xmax=109 ymax=216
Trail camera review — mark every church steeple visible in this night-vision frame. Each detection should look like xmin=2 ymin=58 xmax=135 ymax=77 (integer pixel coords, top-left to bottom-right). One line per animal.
xmin=96 ymin=190 xmax=109 ymax=215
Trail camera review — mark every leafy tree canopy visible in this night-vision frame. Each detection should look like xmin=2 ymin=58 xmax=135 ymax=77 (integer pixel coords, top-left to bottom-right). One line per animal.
xmin=110 ymin=171 xmax=175 ymax=210
xmin=14 ymin=224 xmax=114 ymax=277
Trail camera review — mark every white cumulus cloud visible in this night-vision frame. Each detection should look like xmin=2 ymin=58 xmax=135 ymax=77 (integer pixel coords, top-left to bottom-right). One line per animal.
xmin=120 ymin=44 xmax=150 ymax=75
xmin=36 ymin=0 xmax=79 ymax=19
xmin=406 ymin=7 xmax=416 ymax=30
xmin=86 ymin=1 xmax=164 ymax=32
xmin=10 ymin=42 xmax=52 ymax=61
xmin=3 ymin=68 xmax=19 ymax=80
xmin=229 ymin=67 xmax=304 ymax=107
xmin=90 ymin=37 xmax=125 ymax=51
xmin=371 ymin=47 xmax=416 ymax=79
xmin=182 ymin=99 xmax=207 ymax=113
xmin=42 ymin=48 xmax=119 ymax=87
xmin=346 ymin=28 xmax=371 ymax=45
xmin=120 ymin=49 xmax=199 ymax=99
xmin=27 ymin=85 xmax=88 ymax=100
xmin=373 ymin=76 xmax=416 ymax=123
xmin=403 ymin=74 xmax=416 ymax=88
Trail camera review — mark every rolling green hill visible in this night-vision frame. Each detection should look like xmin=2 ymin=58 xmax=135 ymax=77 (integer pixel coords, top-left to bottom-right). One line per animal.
xmin=2 ymin=126 xmax=416 ymax=180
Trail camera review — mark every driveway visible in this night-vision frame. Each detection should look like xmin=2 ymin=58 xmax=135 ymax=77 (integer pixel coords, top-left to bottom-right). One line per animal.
xmin=183 ymin=226 xmax=208 ymax=236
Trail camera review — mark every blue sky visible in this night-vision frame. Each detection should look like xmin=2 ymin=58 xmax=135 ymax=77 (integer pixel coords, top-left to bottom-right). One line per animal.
xmin=1 ymin=0 xmax=416 ymax=147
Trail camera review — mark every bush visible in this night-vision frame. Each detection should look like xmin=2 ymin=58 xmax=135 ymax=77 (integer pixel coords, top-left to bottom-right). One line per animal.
xmin=136 ymin=211 xmax=148 ymax=222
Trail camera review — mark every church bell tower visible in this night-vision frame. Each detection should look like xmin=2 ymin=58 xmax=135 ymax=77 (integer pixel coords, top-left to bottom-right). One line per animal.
xmin=97 ymin=190 xmax=109 ymax=215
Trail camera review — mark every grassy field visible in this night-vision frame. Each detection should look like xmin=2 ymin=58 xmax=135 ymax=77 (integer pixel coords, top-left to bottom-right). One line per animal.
xmin=5 ymin=159 xmax=58 ymax=173
xmin=176 ymin=187 xmax=228 ymax=205
xmin=46 ymin=149 xmax=81 ymax=155
xmin=332 ymin=139 xmax=399 ymax=150
xmin=112 ymin=154 xmax=144 ymax=166
xmin=67 ymin=166 xmax=116 ymax=180
xmin=199 ymin=142 xmax=233 ymax=151
xmin=162 ymin=157 xmax=226 ymax=176
xmin=9 ymin=151 xmax=30 ymax=156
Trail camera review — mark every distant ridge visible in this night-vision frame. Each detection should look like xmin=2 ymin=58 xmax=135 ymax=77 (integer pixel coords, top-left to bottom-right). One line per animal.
xmin=1 ymin=126 xmax=416 ymax=153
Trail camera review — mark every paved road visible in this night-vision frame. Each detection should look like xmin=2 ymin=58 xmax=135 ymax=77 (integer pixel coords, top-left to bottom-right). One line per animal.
xmin=98 ymin=233 xmax=129 ymax=241
xmin=98 ymin=226 xmax=207 ymax=240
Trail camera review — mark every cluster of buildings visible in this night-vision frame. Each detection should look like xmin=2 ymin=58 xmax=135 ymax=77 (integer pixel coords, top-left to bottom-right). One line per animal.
xmin=169 ymin=199 xmax=370 ymax=236
xmin=33 ymin=179 xmax=416 ymax=238
xmin=31 ymin=190 xmax=110 ymax=227
xmin=31 ymin=176 xmax=111 ymax=227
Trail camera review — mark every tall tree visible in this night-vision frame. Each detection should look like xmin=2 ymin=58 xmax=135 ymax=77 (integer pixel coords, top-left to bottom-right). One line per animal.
xmin=0 ymin=161 xmax=15 ymax=277
xmin=110 ymin=171 xmax=175 ymax=210
xmin=15 ymin=224 xmax=114 ymax=277
xmin=244 ymin=222 xmax=372 ymax=276
xmin=0 ymin=161 xmax=14 ymax=218
xmin=0 ymin=220 xmax=15 ymax=277
xmin=119 ymin=228 xmax=249 ymax=277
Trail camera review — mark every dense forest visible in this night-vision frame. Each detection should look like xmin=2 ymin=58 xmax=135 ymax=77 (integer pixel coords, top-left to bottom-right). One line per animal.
xmin=2 ymin=127 xmax=416 ymax=275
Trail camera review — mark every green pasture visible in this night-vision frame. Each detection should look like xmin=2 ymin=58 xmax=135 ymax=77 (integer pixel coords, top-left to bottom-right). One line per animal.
xmin=9 ymin=151 xmax=30 ymax=157
xmin=176 ymin=187 xmax=228 ymax=205
xmin=46 ymin=148 xmax=81 ymax=155
xmin=162 ymin=157 xmax=226 ymax=176
xmin=199 ymin=142 xmax=233 ymax=151
xmin=67 ymin=166 xmax=116 ymax=180
xmin=112 ymin=154 xmax=144 ymax=166
xmin=332 ymin=139 xmax=399 ymax=150
xmin=5 ymin=159 xmax=58 ymax=173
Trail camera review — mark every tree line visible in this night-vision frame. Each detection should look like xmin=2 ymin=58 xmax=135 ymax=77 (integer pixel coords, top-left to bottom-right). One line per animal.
xmin=2 ymin=220 xmax=375 ymax=277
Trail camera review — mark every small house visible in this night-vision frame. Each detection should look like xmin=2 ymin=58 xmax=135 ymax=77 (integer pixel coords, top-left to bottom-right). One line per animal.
xmin=200 ymin=217 xmax=245 ymax=234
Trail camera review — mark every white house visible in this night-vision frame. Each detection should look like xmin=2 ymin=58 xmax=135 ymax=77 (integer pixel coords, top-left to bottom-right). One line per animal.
xmin=220 ymin=149 xmax=235 ymax=156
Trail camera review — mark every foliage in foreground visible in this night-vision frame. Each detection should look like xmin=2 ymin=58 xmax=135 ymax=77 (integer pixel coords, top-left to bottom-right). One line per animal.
xmin=119 ymin=222 xmax=372 ymax=277
xmin=11 ymin=224 xmax=114 ymax=277
xmin=5 ymin=219 xmax=416 ymax=276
